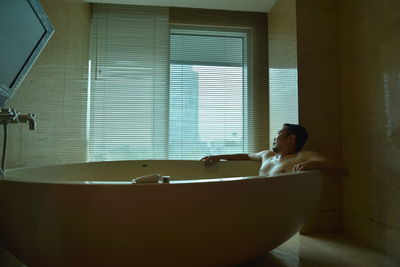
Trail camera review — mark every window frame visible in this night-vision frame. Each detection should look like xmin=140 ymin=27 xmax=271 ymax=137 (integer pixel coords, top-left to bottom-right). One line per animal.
xmin=169 ymin=24 xmax=252 ymax=157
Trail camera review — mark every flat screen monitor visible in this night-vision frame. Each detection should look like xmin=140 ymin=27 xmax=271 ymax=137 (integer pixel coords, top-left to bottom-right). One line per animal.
xmin=0 ymin=0 xmax=54 ymax=107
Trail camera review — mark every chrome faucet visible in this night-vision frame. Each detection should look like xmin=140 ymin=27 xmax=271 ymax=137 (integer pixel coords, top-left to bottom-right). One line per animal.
xmin=0 ymin=108 xmax=36 ymax=176
xmin=0 ymin=108 xmax=36 ymax=130
xmin=18 ymin=113 xmax=36 ymax=130
xmin=0 ymin=108 xmax=19 ymax=124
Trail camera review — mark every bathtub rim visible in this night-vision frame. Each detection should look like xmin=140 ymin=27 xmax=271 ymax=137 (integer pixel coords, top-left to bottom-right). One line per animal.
xmin=1 ymin=159 xmax=321 ymax=185
xmin=1 ymin=173 xmax=321 ymax=185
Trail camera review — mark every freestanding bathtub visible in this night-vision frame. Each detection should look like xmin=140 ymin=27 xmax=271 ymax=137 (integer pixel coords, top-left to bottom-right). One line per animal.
xmin=0 ymin=160 xmax=322 ymax=267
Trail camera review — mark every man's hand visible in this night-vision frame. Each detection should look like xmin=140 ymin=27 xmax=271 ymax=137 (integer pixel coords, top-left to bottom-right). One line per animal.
xmin=293 ymin=159 xmax=350 ymax=176
xmin=292 ymin=160 xmax=321 ymax=172
xmin=201 ymin=155 xmax=220 ymax=167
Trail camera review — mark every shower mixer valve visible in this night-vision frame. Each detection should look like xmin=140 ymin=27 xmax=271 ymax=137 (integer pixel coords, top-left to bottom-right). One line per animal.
xmin=0 ymin=108 xmax=36 ymax=176
xmin=0 ymin=108 xmax=36 ymax=130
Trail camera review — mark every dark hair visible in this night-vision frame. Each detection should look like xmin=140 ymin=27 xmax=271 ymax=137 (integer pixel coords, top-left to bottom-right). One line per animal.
xmin=283 ymin=123 xmax=308 ymax=152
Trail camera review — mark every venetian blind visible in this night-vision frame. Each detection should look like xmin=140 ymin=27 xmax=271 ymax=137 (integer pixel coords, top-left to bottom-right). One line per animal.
xmin=88 ymin=4 xmax=169 ymax=161
xmin=169 ymin=27 xmax=250 ymax=159
xmin=169 ymin=8 xmax=269 ymax=155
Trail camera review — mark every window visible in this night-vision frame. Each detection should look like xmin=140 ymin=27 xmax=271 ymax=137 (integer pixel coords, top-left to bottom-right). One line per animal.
xmin=169 ymin=27 xmax=249 ymax=159
xmin=269 ymin=68 xmax=298 ymax=147
xmin=88 ymin=5 xmax=267 ymax=161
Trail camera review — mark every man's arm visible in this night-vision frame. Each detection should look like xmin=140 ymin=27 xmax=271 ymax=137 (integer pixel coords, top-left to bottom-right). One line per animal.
xmin=293 ymin=152 xmax=350 ymax=177
xmin=201 ymin=151 xmax=265 ymax=167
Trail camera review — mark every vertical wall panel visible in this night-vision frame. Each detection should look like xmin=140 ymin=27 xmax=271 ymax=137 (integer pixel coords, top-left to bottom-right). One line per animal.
xmin=295 ymin=0 xmax=342 ymax=233
xmin=338 ymin=0 xmax=400 ymax=258
xmin=296 ymin=0 xmax=342 ymax=161
xmin=268 ymin=0 xmax=298 ymax=148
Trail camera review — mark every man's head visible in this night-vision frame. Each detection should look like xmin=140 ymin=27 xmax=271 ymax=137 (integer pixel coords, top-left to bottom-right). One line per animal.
xmin=272 ymin=123 xmax=308 ymax=154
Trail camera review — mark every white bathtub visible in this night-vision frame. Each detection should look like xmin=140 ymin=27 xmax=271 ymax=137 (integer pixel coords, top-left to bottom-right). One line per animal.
xmin=0 ymin=160 xmax=322 ymax=267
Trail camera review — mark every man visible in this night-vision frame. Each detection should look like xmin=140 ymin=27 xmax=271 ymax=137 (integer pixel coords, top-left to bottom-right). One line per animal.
xmin=201 ymin=123 xmax=349 ymax=177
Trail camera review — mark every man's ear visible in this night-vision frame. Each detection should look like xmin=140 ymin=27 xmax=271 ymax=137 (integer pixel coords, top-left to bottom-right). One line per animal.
xmin=287 ymin=134 xmax=296 ymax=143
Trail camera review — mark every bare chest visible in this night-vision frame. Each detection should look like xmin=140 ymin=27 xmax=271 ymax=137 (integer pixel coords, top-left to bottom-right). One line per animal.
xmin=259 ymin=155 xmax=303 ymax=176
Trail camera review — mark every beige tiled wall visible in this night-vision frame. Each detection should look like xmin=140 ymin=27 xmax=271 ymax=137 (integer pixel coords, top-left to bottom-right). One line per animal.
xmin=0 ymin=0 xmax=91 ymax=266
xmin=295 ymin=0 xmax=343 ymax=233
xmin=296 ymin=0 xmax=342 ymax=161
xmin=295 ymin=0 xmax=400 ymax=257
xmin=268 ymin=0 xmax=299 ymax=147
xmin=268 ymin=0 xmax=297 ymax=70
xmin=4 ymin=0 xmax=91 ymax=168
xmin=269 ymin=0 xmax=339 ymax=234
xmin=338 ymin=0 xmax=400 ymax=258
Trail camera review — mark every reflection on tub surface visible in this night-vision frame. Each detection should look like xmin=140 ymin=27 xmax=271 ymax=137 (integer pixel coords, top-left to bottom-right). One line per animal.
xmin=0 ymin=160 xmax=322 ymax=267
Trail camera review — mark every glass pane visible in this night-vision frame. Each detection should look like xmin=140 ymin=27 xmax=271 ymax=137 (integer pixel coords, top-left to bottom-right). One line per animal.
xmin=269 ymin=68 xmax=299 ymax=147
xmin=169 ymin=64 xmax=245 ymax=159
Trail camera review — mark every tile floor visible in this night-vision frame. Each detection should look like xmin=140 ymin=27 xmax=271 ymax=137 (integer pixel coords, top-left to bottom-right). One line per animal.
xmin=239 ymin=233 xmax=400 ymax=267
xmin=1 ymin=233 xmax=399 ymax=266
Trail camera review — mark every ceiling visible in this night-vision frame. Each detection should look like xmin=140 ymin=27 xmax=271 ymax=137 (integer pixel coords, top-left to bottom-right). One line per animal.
xmin=84 ymin=0 xmax=278 ymax=12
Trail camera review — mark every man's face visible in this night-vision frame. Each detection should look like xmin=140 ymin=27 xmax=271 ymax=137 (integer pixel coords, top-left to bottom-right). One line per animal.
xmin=272 ymin=128 xmax=292 ymax=153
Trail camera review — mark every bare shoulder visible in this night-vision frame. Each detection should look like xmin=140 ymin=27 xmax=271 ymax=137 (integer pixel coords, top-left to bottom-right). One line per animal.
xmin=264 ymin=150 xmax=276 ymax=158
xmin=249 ymin=150 xmax=275 ymax=161
xmin=257 ymin=150 xmax=275 ymax=157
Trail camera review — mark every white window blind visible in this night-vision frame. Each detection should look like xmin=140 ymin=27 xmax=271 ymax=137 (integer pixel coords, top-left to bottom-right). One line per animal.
xmin=169 ymin=27 xmax=250 ymax=159
xmin=88 ymin=4 xmax=169 ymax=161
xmin=269 ymin=68 xmax=298 ymax=146
xmin=89 ymin=6 xmax=263 ymax=161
